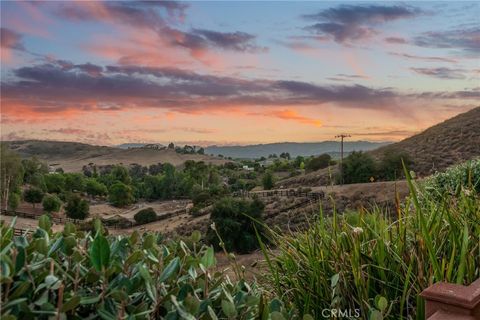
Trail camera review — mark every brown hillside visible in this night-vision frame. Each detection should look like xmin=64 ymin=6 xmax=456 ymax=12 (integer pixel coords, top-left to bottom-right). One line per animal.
xmin=3 ymin=140 xmax=228 ymax=172
xmin=370 ymin=106 xmax=480 ymax=176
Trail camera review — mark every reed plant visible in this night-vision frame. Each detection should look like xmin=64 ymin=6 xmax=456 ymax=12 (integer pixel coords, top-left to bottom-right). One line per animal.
xmin=260 ymin=163 xmax=480 ymax=319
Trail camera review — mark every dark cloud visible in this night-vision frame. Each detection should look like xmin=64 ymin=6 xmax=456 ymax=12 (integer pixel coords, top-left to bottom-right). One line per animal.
xmin=303 ymin=5 xmax=422 ymax=43
xmin=54 ymin=1 xmax=263 ymax=54
xmin=0 ymin=28 xmax=25 ymax=51
xmin=413 ymin=28 xmax=480 ymax=54
xmin=384 ymin=37 xmax=408 ymax=44
xmin=411 ymin=67 xmax=466 ymax=79
xmin=389 ymin=52 xmax=458 ymax=63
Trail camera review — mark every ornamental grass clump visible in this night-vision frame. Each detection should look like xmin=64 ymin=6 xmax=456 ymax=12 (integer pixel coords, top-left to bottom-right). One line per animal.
xmin=260 ymin=165 xmax=480 ymax=319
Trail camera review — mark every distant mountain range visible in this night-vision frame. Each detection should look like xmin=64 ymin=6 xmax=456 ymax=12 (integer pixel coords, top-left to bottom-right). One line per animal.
xmin=204 ymin=141 xmax=391 ymax=159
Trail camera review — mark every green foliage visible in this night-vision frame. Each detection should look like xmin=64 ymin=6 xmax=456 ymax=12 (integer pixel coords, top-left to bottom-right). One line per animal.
xmin=21 ymin=157 xmax=48 ymax=184
xmin=0 ymin=146 xmax=24 ymax=208
xmin=262 ymin=171 xmax=275 ymax=190
xmin=64 ymin=173 xmax=85 ymax=192
xmin=378 ymin=150 xmax=413 ymax=180
xmin=109 ymin=182 xmax=134 ymax=207
xmin=340 ymin=151 xmax=376 ymax=184
xmin=65 ymin=194 xmax=89 ymax=220
xmin=44 ymin=173 xmax=66 ymax=193
xmin=85 ymin=178 xmax=108 ymax=197
xmin=422 ymin=158 xmax=480 ymax=198
xmin=110 ymin=165 xmax=131 ymax=185
xmin=261 ymin=177 xmax=480 ymax=319
xmin=305 ymin=154 xmax=331 ymax=172
xmin=134 ymin=207 xmax=157 ymax=224
xmin=42 ymin=194 xmax=62 ymax=213
xmin=23 ymin=187 xmax=44 ymax=208
xmin=0 ymin=218 xmax=296 ymax=319
xmin=207 ymin=197 xmax=266 ymax=253
xmin=7 ymin=192 xmax=21 ymax=211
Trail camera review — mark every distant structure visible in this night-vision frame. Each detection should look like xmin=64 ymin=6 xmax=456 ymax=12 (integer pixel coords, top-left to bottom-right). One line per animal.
xmin=335 ymin=133 xmax=351 ymax=185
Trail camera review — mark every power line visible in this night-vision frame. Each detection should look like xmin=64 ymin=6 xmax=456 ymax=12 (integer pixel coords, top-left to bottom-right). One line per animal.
xmin=335 ymin=134 xmax=351 ymax=185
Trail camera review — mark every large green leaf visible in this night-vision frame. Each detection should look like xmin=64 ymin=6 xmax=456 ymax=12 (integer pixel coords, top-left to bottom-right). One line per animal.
xmin=159 ymin=257 xmax=180 ymax=282
xmin=90 ymin=233 xmax=110 ymax=272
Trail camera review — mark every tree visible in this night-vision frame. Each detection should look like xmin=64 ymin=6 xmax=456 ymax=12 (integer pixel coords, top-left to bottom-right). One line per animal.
xmin=378 ymin=150 xmax=413 ymax=181
xmin=109 ymin=182 xmax=134 ymax=207
xmin=85 ymin=178 xmax=108 ymax=197
xmin=42 ymin=194 xmax=62 ymax=214
xmin=168 ymin=142 xmax=175 ymax=149
xmin=110 ymin=166 xmax=131 ymax=185
xmin=24 ymin=187 xmax=44 ymax=209
xmin=306 ymin=154 xmax=331 ymax=172
xmin=340 ymin=151 xmax=377 ymax=184
xmin=22 ymin=157 xmax=48 ymax=184
xmin=44 ymin=173 xmax=66 ymax=193
xmin=1 ymin=146 xmax=24 ymax=210
xmin=7 ymin=192 xmax=21 ymax=211
xmin=65 ymin=194 xmax=89 ymax=220
xmin=134 ymin=208 xmax=157 ymax=224
xmin=64 ymin=173 xmax=85 ymax=192
xmin=262 ymin=171 xmax=275 ymax=190
xmin=207 ymin=197 xmax=266 ymax=253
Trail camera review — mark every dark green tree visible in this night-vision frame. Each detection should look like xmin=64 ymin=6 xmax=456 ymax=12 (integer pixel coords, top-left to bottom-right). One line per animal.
xmin=306 ymin=154 xmax=331 ymax=172
xmin=85 ymin=178 xmax=108 ymax=197
xmin=65 ymin=194 xmax=89 ymax=220
xmin=379 ymin=150 xmax=413 ymax=181
xmin=42 ymin=194 xmax=62 ymax=214
xmin=44 ymin=173 xmax=66 ymax=193
xmin=24 ymin=187 xmax=44 ymax=209
xmin=207 ymin=197 xmax=265 ymax=253
xmin=1 ymin=146 xmax=24 ymax=210
xmin=262 ymin=171 xmax=275 ymax=190
xmin=109 ymin=182 xmax=134 ymax=207
xmin=340 ymin=151 xmax=377 ymax=184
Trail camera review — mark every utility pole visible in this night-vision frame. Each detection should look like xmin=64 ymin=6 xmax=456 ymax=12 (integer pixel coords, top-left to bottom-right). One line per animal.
xmin=335 ymin=134 xmax=351 ymax=185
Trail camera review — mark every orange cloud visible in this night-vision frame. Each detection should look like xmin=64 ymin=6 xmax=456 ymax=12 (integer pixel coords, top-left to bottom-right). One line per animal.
xmin=251 ymin=109 xmax=322 ymax=127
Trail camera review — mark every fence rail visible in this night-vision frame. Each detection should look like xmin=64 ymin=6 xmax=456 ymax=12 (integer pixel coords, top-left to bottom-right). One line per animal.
xmin=2 ymin=207 xmax=188 ymax=230
xmin=233 ymin=189 xmax=325 ymax=200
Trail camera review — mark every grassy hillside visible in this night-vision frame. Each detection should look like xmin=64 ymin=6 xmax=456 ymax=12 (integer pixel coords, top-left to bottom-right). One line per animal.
xmin=3 ymin=140 xmax=227 ymax=172
xmin=370 ymin=106 xmax=480 ymax=176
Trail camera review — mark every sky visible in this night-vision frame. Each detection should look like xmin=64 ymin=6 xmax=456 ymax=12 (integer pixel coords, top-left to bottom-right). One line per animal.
xmin=1 ymin=1 xmax=479 ymax=146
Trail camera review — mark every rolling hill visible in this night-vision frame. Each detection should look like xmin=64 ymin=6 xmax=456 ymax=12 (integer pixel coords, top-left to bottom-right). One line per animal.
xmin=279 ymin=107 xmax=480 ymax=187
xmin=3 ymin=140 xmax=227 ymax=172
xmin=205 ymin=141 xmax=390 ymax=159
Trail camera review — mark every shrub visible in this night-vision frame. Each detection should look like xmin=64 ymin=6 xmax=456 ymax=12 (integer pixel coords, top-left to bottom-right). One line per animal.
xmin=378 ymin=150 xmax=413 ymax=180
xmin=109 ymin=182 xmax=134 ymax=207
xmin=23 ymin=187 xmax=44 ymax=208
xmin=134 ymin=207 xmax=157 ymax=224
xmin=85 ymin=178 xmax=108 ymax=197
xmin=7 ymin=192 xmax=21 ymax=211
xmin=65 ymin=194 xmax=89 ymax=220
xmin=261 ymin=173 xmax=480 ymax=319
xmin=422 ymin=158 xmax=480 ymax=199
xmin=262 ymin=171 xmax=275 ymax=190
xmin=44 ymin=173 xmax=66 ymax=193
xmin=339 ymin=151 xmax=376 ymax=184
xmin=207 ymin=197 xmax=266 ymax=253
xmin=42 ymin=194 xmax=62 ymax=213
xmin=306 ymin=153 xmax=331 ymax=172
xmin=0 ymin=217 xmax=296 ymax=319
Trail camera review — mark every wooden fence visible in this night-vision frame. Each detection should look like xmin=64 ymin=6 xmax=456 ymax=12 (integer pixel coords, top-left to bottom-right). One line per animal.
xmin=233 ymin=189 xmax=325 ymax=200
xmin=2 ymin=207 xmax=188 ymax=230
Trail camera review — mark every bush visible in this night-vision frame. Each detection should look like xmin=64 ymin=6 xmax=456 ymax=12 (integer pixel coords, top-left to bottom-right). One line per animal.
xmin=42 ymin=194 xmax=61 ymax=213
xmin=0 ymin=217 xmax=296 ymax=319
xmin=85 ymin=178 xmax=108 ymax=197
xmin=109 ymin=182 xmax=134 ymax=207
xmin=65 ymin=194 xmax=89 ymax=220
xmin=44 ymin=173 xmax=66 ymax=193
xmin=7 ymin=192 xmax=21 ymax=211
xmin=339 ymin=151 xmax=376 ymax=184
xmin=207 ymin=197 xmax=266 ymax=253
xmin=262 ymin=175 xmax=480 ymax=319
xmin=378 ymin=150 xmax=413 ymax=180
xmin=422 ymin=158 xmax=480 ymax=199
xmin=306 ymin=153 xmax=331 ymax=172
xmin=23 ymin=187 xmax=44 ymax=208
xmin=262 ymin=171 xmax=275 ymax=190
xmin=134 ymin=207 xmax=157 ymax=224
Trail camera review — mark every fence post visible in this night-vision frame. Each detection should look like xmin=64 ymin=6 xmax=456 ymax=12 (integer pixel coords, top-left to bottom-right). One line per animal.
xmin=420 ymin=279 xmax=480 ymax=319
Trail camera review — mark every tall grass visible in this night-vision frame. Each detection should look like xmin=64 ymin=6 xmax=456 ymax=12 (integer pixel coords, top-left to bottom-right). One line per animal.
xmin=260 ymin=164 xmax=480 ymax=319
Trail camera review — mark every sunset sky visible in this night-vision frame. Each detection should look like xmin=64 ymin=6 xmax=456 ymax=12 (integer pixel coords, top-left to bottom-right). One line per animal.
xmin=1 ymin=1 xmax=478 ymax=146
